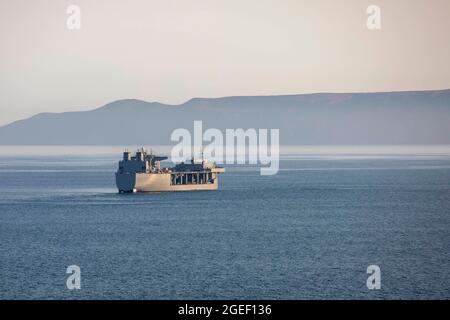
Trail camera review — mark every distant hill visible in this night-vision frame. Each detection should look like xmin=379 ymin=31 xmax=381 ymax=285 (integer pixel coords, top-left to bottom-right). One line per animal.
xmin=0 ymin=89 xmax=449 ymax=145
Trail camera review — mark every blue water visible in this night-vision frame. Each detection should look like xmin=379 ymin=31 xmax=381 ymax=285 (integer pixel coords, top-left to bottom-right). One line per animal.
xmin=0 ymin=153 xmax=449 ymax=299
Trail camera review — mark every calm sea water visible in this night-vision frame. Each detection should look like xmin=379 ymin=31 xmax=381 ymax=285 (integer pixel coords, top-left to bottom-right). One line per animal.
xmin=0 ymin=148 xmax=449 ymax=299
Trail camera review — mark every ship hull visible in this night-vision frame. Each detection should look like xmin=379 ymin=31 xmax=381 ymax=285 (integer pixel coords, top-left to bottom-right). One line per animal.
xmin=116 ymin=172 xmax=219 ymax=192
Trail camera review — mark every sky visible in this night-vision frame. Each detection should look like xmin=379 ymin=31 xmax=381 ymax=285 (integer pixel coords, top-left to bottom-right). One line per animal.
xmin=0 ymin=0 xmax=449 ymax=126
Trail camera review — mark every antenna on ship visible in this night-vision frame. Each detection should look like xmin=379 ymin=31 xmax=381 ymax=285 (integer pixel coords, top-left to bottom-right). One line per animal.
xmin=201 ymin=147 xmax=205 ymax=164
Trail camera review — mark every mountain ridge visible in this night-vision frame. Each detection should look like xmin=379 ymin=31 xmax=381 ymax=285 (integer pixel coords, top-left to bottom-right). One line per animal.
xmin=1 ymin=89 xmax=449 ymax=145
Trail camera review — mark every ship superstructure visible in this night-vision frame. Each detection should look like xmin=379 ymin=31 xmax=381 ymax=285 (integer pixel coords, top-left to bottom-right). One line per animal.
xmin=115 ymin=148 xmax=225 ymax=192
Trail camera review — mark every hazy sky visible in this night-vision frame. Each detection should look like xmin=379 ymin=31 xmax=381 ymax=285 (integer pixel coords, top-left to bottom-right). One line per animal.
xmin=0 ymin=0 xmax=449 ymax=125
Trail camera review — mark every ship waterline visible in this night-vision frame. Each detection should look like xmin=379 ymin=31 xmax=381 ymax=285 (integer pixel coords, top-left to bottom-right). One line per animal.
xmin=115 ymin=148 xmax=224 ymax=193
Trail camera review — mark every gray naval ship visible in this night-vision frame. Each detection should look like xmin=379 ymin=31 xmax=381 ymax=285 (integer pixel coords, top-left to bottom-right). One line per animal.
xmin=115 ymin=148 xmax=225 ymax=193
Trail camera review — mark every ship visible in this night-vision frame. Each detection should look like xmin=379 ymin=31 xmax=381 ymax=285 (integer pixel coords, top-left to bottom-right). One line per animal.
xmin=115 ymin=148 xmax=225 ymax=193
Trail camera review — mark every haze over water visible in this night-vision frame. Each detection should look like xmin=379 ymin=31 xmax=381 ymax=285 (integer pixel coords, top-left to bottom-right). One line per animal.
xmin=0 ymin=145 xmax=449 ymax=299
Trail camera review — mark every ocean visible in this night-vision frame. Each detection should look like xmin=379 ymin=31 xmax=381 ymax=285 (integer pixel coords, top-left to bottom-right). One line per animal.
xmin=0 ymin=146 xmax=449 ymax=299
